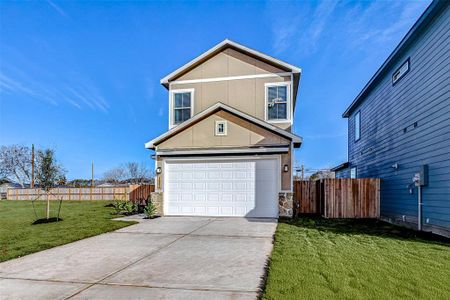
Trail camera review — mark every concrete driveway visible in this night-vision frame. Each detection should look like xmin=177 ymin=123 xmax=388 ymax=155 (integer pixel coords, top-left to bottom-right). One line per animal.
xmin=0 ymin=217 xmax=277 ymax=299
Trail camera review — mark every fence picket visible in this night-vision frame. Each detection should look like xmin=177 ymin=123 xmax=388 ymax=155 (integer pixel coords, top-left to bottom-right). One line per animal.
xmin=293 ymin=178 xmax=380 ymax=218
xmin=6 ymin=185 xmax=155 ymax=202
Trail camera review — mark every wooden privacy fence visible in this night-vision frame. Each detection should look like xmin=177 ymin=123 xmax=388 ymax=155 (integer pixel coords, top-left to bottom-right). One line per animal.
xmin=7 ymin=184 xmax=155 ymax=202
xmin=294 ymin=178 xmax=380 ymax=218
xmin=294 ymin=180 xmax=322 ymax=215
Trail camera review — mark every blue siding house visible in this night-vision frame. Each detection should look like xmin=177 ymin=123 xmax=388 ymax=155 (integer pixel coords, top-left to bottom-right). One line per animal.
xmin=335 ymin=0 xmax=450 ymax=237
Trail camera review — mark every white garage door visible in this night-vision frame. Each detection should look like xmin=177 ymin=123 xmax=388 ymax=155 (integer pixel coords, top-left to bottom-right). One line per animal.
xmin=164 ymin=158 xmax=279 ymax=218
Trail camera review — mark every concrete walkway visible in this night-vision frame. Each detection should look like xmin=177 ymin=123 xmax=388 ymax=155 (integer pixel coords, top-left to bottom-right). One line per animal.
xmin=0 ymin=217 xmax=277 ymax=299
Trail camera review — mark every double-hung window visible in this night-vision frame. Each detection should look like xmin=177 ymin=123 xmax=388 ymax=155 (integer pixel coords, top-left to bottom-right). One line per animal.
xmin=266 ymin=83 xmax=290 ymax=122
xmin=171 ymin=89 xmax=193 ymax=127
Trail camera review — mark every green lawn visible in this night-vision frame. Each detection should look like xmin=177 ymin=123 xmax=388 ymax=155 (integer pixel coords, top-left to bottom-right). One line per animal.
xmin=264 ymin=217 xmax=450 ymax=300
xmin=0 ymin=200 xmax=137 ymax=262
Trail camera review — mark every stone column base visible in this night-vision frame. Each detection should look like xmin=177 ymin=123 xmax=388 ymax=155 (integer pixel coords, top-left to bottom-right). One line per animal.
xmin=150 ymin=192 xmax=164 ymax=216
xmin=278 ymin=192 xmax=294 ymax=217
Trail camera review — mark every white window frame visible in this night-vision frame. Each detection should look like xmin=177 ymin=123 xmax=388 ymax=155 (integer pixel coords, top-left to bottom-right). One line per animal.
xmin=169 ymin=88 xmax=194 ymax=129
xmin=264 ymin=82 xmax=291 ymax=123
xmin=350 ymin=167 xmax=357 ymax=179
xmin=215 ymin=120 xmax=227 ymax=136
xmin=392 ymin=58 xmax=410 ymax=85
xmin=354 ymin=111 xmax=361 ymax=141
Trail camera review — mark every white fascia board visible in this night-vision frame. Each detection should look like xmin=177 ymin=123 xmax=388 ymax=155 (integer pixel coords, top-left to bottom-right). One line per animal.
xmin=160 ymin=39 xmax=301 ymax=86
xmin=170 ymin=72 xmax=292 ymax=86
xmin=156 ymin=147 xmax=290 ymax=156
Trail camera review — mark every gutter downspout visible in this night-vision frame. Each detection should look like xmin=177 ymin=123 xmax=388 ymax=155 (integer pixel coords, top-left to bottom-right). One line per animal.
xmin=418 ymin=185 xmax=422 ymax=231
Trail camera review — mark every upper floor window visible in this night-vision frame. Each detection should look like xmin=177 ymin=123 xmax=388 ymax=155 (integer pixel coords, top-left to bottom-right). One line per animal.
xmin=355 ymin=111 xmax=361 ymax=141
xmin=170 ymin=89 xmax=194 ymax=127
xmin=265 ymin=83 xmax=290 ymax=122
xmin=392 ymin=58 xmax=410 ymax=85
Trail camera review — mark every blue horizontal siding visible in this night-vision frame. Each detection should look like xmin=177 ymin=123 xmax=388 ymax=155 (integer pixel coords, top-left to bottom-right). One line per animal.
xmin=346 ymin=4 xmax=450 ymax=233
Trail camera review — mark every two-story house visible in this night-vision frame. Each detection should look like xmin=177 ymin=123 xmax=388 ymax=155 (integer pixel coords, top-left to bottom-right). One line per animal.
xmin=145 ymin=40 xmax=302 ymax=218
xmin=333 ymin=0 xmax=450 ymax=237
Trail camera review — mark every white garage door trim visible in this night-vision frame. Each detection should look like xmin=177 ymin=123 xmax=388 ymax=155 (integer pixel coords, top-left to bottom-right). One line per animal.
xmin=163 ymin=155 xmax=281 ymax=218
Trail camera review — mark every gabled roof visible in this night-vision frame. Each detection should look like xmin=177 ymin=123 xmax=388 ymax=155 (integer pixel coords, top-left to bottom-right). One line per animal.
xmin=160 ymin=39 xmax=301 ymax=87
xmin=145 ymin=102 xmax=303 ymax=149
xmin=342 ymin=0 xmax=447 ymax=118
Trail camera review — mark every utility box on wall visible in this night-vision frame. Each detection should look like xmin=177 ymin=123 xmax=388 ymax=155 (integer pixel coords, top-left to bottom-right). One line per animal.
xmin=413 ymin=165 xmax=428 ymax=187
xmin=419 ymin=165 xmax=429 ymax=186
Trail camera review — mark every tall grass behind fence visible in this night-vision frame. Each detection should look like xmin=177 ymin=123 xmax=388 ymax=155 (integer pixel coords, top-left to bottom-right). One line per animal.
xmin=6 ymin=185 xmax=155 ymax=202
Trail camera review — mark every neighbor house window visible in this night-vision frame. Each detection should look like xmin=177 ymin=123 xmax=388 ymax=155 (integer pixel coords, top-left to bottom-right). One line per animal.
xmin=171 ymin=89 xmax=194 ymax=126
xmin=266 ymin=83 xmax=290 ymax=121
xmin=355 ymin=111 xmax=361 ymax=141
xmin=215 ymin=120 xmax=227 ymax=136
xmin=350 ymin=167 xmax=357 ymax=179
xmin=392 ymin=58 xmax=410 ymax=85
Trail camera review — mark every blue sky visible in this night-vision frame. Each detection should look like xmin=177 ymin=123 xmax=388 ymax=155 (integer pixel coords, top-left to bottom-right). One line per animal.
xmin=0 ymin=0 xmax=431 ymax=179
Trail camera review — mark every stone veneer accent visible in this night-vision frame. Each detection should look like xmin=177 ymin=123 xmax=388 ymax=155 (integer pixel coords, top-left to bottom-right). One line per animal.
xmin=278 ymin=192 xmax=294 ymax=217
xmin=150 ymin=192 xmax=164 ymax=216
xmin=151 ymin=191 xmax=294 ymax=218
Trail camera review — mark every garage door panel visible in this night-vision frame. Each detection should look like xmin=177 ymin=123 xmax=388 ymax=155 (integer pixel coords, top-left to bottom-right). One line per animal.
xmin=207 ymin=207 xmax=219 ymax=215
xmin=193 ymin=172 xmax=206 ymax=179
xmin=222 ymin=182 xmax=233 ymax=190
xmin=193 ymin=182 xmax=206 ymax=190
xmin=222 ymin=194 xmax=233 ymax=202
xmin=208 ymin=193 xmax=219 ymax=202
xmin=194 ymin=207 xmax=206 ymax=214
xmin=194 ymin=194 xmax=206 ymax=202
xmin=222 ymin=171 xmax=233 ymax=179
xmin=207 ymin=182 xmax=220 ymax=190
xmin=234 ymin=206 xmax=247 ymax=215
xmin=165 ymin=159 xmax=277 ymax=217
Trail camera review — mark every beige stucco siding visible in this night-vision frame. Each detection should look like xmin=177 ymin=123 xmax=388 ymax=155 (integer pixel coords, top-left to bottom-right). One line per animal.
xmin=171 ymin=76 xmax=292 ymax=131
xmin=157 ymin=110 xmax=289 ymax=150
xmin=281 ymin=151 xmax=291 ymax=191
xmin=169 ymin=48 xmax=292 ymax=131
xmin=155 ymin=109 xmax=293 ymax=191
xmin=176 ymin=48 xmax=287 ymax=81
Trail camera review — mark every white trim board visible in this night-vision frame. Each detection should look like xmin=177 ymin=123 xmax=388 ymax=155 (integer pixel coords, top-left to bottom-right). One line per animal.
xmin=156 ymin=147 xmax=290 ymax=156
xmin=264 ymin=82 xmax=292 ymax=125
xmin=169 ymin=88 xmax=195 ymax=129
xmin=169 ymin=72 xmax=292 ymax=86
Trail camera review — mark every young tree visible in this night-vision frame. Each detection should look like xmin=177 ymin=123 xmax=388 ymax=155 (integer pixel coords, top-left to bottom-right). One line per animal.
xmin=0 ymin=145 xmax=32 ymax=187
xmin=35 ymin=148 xmax=66 ymax=219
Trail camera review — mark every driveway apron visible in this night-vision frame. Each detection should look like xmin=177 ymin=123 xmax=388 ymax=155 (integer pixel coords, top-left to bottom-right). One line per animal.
xmin=0 ymin=217 xmax=277 ymax=300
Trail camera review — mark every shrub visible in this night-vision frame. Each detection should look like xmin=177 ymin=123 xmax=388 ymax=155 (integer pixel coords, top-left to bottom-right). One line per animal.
xmin=123 ymin=201 xmax=138 ymax=215
xmin=113 ymin=200 xmax=127 ymax=215
xmin=144 ymin=201 xmax=157 ymax=219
